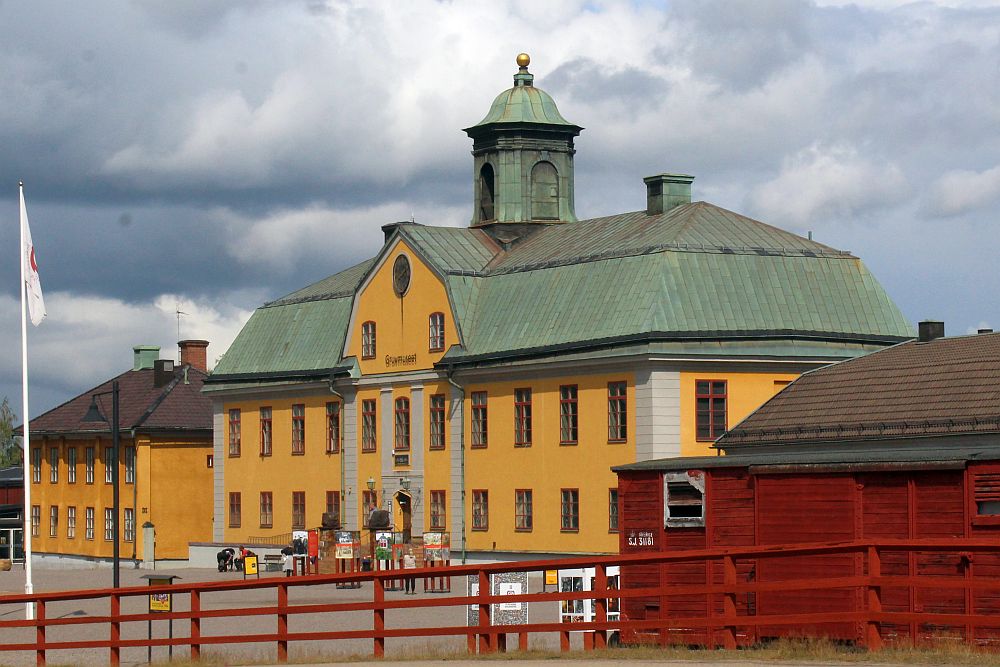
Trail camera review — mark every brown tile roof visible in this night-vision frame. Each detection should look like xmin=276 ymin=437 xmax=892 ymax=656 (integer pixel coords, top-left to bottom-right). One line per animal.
xmin=719 ymin=332 xmax=1000 ymax=447
xmin=25 ymin=365 xmax=212 ymax=436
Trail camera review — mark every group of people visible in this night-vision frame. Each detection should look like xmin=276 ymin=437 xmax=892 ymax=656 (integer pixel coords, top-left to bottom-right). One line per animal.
xmin=216 ymin=545 xmax=254 ymax=572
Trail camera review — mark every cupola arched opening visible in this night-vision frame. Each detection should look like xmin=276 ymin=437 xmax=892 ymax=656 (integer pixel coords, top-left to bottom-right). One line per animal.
xmin=531 ymin=161 xmax=559 ymax=220
xmin=479 ymin=163 xmax=496 ymax=221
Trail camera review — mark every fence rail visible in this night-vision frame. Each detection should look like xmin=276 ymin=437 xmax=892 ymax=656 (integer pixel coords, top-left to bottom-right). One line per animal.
xmin=3 ymin=539 xmax=1000 ymax=664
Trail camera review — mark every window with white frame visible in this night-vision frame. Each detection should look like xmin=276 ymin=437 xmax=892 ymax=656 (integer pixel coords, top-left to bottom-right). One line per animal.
xmin=664 ymin=471 xmax=705 ymax=527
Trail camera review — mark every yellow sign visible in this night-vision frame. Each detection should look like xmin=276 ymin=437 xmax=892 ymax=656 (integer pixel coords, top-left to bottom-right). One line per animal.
xmin=244 ymin=554 xmax=259 ymax=575
xmin=545 ymin=570 xmax=558 ymax=586
xmin=149 ymin=591 xmax=171 ymax=613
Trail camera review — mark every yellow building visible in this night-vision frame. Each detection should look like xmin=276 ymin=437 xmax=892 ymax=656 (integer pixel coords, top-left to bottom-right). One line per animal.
xmin=205 ymin=56 xmax=913 ymax=559
xmin=23 ymin=342 xmax=214 ymax=565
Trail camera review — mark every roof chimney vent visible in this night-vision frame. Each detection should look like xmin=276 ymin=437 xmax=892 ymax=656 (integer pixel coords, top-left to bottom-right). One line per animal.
xmin=179 ymin=339 xmax=209 ymax=372
xmin=133 ymin=345 xmax=160 ymax=371
xmin=153 ymin=359 xmax=175 ymax=387
xmin=644 ymin=173 xmax=694 ymax=216
xmin=918 ymin=320 xmax=944 ymax=343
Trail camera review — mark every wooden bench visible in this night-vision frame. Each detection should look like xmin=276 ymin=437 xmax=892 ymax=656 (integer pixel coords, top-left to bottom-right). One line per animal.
xmin=262 ymin=554 xmax=283 ymax=572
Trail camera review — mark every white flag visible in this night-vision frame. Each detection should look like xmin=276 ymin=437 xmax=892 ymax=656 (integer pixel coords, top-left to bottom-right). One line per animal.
xmin=20 ymin=186 xmax=46 ymax=326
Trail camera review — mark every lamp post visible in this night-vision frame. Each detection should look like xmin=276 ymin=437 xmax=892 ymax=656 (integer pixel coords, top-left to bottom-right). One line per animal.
xmin=83 ymin=381 xmax=120 ymax=588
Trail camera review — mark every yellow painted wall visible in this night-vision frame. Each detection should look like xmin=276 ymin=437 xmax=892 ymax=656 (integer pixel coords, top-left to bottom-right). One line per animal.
xmin=222 ymin=396 xmax=343 ymax=543
xmin=463 ymin=373 xmax=635 ymax=555
xmin=348 ymin=240 xmax=456 ymax=375
xmin=28 ymin=433 xmax=212 ymax=561
xmin=679 ymin=371 xmax=798 ymax=457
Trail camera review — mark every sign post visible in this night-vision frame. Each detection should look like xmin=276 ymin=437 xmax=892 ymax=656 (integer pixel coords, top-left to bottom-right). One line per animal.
xmin=142 ymin=574 xmax=181 ymax=662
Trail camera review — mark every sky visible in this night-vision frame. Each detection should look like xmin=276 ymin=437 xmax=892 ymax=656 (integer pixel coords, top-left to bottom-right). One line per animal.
xmin=2 ymin=0 xmax=999 ymax=420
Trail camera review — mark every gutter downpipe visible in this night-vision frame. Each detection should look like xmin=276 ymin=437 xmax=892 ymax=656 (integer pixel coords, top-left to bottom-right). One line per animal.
xmin=446 ymin=372 xmax=467 ymax=564
xmin=131 ymin=428 xmax=138 ymax=567
xmin=329 ymin=385 xmax=347 ymax=529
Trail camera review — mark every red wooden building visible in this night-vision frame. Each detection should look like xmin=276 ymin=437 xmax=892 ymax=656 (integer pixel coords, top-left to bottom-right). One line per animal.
xmin=614 ymin=324 xmax=1000 ymax=646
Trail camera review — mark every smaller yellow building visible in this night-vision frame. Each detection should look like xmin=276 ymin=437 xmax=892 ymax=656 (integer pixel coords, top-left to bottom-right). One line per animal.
xmin=23 ymin=342 xmax=214 ymax=565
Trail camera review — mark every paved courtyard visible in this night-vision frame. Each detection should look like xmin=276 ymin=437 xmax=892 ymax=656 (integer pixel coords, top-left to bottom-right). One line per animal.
xmin=0 ymin=564 xmax=564 ymax=665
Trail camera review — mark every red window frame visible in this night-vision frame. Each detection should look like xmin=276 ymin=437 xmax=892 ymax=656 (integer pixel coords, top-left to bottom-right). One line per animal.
xmin=515 ymin=489 xmax=533 ymax=531
xmin=561 ymin=488 xmax=580 ymax=532
xmin=361 ymin=321 xmax=377 ymax=359
xmin=291 ymin=404 xmax=305 ymax=455
xmin=695 ymin=379 xmax=728 ymax=441
xmin=428 ymin=312 xmax=445 ymax=352
xmin=326 ymin=402 xmax=340 ymax=454
xmin=394 ymin=397 xmax=410 ymax=452
xmin=260 ymin=406 xmax=272 ymax=456
xmin=607 ymin=381 xmax=627 ymax=442
xmin=361 ymin=399 xmax=377 ymax=453
xmin=429 ymin=394 xmax=446 ymax=450
xmin=259 ymin=491 xmax=273 ymax=528
xmin=514 ymin=388 xmax=532 ymax=447
xmin=559 ymin=384 xmax=578 ymax=445
xmin=229 ymin=492 xmax=241 ymax=528
xmin=228 ymin=408 xmax=241 ymax=457
xmin=472 ymin=489 xmax=489 ymax=531
xmin=609 ymin=488 xmax=620 ymax=533
xmin=326 ymin=490 xmax=341 ymax=522
xmin=471 ymin=391 xmax=488 ymax=448
xmin=429 ymin=490 xmax=446 ymax=531
xmin=291 ymin=491 xmax=306 ymax=529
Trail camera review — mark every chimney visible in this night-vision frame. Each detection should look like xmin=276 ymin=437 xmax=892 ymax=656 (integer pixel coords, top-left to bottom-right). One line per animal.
xmin=133 ymin=345 xmax=160 ymax=371
xmin=644 ymin=173 xmax=694 ymax=216
xmin=917 ymin=320 xmax=945 ymax=343
xmin=153 ymin=359 xmax=175 ymax=388
xmin=179 ymin=339 xmax=209 ymax=372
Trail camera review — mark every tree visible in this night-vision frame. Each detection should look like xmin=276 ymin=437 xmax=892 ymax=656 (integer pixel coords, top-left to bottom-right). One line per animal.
xmin=0 ymin=397 xmax=21 ymax=467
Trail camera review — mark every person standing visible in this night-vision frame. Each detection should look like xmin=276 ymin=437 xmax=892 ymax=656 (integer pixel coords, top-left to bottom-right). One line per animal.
xmin=402 ymin=549 xmax=417 ymax=594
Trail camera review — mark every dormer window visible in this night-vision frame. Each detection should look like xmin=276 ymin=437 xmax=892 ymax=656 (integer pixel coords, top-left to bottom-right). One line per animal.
xmin=362 ymin=321 xmax=376 ymax=359
xmin=429 ymin=312 xmax=445 ymax=352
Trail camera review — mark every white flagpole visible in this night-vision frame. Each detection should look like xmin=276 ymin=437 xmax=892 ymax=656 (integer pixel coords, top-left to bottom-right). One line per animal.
xmin=19 ymin=181 xmax=35 ymax=620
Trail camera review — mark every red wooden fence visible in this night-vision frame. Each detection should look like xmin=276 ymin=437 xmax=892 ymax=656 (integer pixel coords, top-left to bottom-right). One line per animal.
xmin=3 ymin=539 xmax=1000 ymax=665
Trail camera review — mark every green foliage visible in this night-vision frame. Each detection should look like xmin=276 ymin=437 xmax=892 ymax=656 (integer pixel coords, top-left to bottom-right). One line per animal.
xmin=0 ymin=397 xmax=21 ymax=467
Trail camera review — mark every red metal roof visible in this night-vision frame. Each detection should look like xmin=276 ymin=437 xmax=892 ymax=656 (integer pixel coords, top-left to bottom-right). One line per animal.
xmin=25 ymin=365 xmax=212 ymax=435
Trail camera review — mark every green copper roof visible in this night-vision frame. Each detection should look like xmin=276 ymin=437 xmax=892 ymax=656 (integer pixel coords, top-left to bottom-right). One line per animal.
xmin=467 ymin=63 xmax=578 ymax=130
xmin=209 ymin=202 xmax=913 ymax=381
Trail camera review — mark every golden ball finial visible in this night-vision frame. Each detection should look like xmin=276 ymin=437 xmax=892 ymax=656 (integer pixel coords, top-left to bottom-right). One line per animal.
xmin=516 ymin=53 xmax=530 ymax=68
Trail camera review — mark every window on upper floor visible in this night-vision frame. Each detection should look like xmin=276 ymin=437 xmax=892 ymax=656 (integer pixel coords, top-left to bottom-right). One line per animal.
xmin=471 ymin=392 xmax=488 ymax=449
xmin=429 ymin=394 xmax=446 ymax=450
xmin=228 ymin=408 xmax=241 ymax=457
xmin=326 ymin=402 xmax=340 ymax=454
xmin=291 ymin=404 xmax=305 ymax=455
xmin=105 ymin=447 xmax=114 ymax=483
xmin=555 ymin=384 xmax=578 ymax=445
xmin=695 ymin=380 xmax=727 ymax=441
xmin=362 ymin=321 xmax=377 ymax=359
xmin=394 ymin=397 xmax=410 ymax=452
xmin=362 ymin=399 xmax=377 ymax=453
xmin=514 ymin=388 xmax=532 ymax=447
xmin=31 ymin=448 xmax=40 ymax=484
xmin=85 ymin=447 xmax=94 ymax=484
xmin=429 ymin=312 xmax=445 ymax=352
xmin=125 ymin=446 xmax=135 ymax=484
xmin=608 ymin=382 xmax=627 ymax=442
xmin=430 ymin=490 xmax=447 ymax=531
xmin=67 ymin=447 xmax=77 ymax=484
xmin=260 ymin=406 xmax=272 ymax=456
xmin=49 ymin=447 xmax=58 ymax=483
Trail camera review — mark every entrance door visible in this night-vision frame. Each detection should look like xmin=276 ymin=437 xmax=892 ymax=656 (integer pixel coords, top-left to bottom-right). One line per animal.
xmin=395 ymin=492 xmax=412 ymax=543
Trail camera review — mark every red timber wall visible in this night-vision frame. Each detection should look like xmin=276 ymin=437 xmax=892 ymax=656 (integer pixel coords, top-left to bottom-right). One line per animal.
xmin=619 ymin=461 xmax=1000 ymax=646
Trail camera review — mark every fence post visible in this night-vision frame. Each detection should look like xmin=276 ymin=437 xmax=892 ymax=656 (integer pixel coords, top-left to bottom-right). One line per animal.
xmin=865 ymin=546 xmax=882 ymax=651
xmin=722 ymin=555 xmax=737 ymax=650
xmin=374 ymin=574 xmax=385 ymax=658
xmin=478 ymin=570 xmax=493 ymax=654
xmin=594 ymin=563 xmax=608 ymax=650
xmin=109 ymin=593 xmax=120 ymax=666
xmin=35 ymin=600 xmax=45 ymax=667
xmin=190 ymin=589 xmax=201 ymax=661
xmin=277 ymin=582 xmax=289 ymax=662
